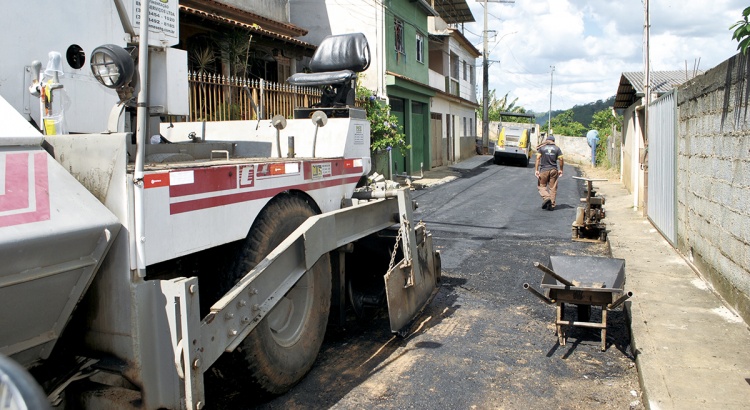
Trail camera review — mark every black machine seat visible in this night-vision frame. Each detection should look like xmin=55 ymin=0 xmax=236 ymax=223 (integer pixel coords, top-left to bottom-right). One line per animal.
xmin=287 ymin=70 xmax=356 ymax=87
xmin=287 ymin=33 xmax=370 ymax=107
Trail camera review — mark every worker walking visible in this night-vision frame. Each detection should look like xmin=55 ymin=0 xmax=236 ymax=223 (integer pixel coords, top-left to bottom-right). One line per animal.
xmin=535 ymin=134 xmax=564 ymax=211
xmin=586 ymin=129 xmax=599 ymax=167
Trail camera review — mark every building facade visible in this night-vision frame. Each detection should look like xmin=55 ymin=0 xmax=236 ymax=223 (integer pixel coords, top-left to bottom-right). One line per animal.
xmin=291 ymin=0 xmax=475 ymax=175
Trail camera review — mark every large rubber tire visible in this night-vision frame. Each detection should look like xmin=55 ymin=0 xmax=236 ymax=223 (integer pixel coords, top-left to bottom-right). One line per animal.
xmin=0 ymin=354 xmax=50 ymax=410
xmin=215 ymin=194 xmax=331 ymax=396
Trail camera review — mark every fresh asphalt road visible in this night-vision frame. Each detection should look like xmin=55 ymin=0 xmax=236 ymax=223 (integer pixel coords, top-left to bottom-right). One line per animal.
xmin=223 ymin=161 xmax=643 ymax=409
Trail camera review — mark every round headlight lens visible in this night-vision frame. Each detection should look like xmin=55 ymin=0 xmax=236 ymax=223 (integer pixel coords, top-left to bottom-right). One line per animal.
xmin=90 ymin=44 xmax=134 ymax=88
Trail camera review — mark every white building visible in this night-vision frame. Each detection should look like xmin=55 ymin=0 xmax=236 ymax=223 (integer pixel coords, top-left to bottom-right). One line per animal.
xmin=427 ymin=16 xmax=480 ymax=165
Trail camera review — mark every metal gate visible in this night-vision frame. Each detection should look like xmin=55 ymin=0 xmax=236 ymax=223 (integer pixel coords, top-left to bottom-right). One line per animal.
xmin=647 ymin=90 xmax=677 ymax=245
xmin=430 ymin=112 xmax=443 ymax=167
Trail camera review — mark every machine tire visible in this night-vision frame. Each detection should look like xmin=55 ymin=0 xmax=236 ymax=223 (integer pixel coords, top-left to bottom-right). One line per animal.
xmin=215 ymin=194 xmax=331 ymax=396
xmin=0 ymin=353 xmax=50 ymax=410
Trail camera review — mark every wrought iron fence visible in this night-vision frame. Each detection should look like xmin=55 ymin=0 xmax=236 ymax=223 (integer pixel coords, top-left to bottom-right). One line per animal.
xmin=188 ymin=71 xmax=323 ymax=121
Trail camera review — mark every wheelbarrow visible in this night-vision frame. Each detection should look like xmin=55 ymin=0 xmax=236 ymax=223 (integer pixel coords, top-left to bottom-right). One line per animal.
xmin=524 ymin=256 xmax=632 ymax=351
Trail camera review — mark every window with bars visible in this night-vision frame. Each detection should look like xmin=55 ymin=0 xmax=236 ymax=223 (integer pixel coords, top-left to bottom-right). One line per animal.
xmin=416 ymin=32 xmax=424 ymax=63
xmin=395 ymin=18 xmax=405 ymax=56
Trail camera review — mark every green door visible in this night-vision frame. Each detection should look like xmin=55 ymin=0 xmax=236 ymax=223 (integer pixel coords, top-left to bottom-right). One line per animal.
xmin=390 ymin=98 xmax=407 ymax=176
xmin=411 ymin=102 xmax=426 ymax=174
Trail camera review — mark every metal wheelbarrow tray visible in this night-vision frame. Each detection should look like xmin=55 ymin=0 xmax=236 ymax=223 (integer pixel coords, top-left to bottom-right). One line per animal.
xmin=524 ymin=256 xmax=632 ymax=350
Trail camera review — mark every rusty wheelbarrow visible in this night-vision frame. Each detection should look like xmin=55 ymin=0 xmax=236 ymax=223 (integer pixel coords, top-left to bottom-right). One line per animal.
xmin=524 ymin=256 xmax=632 ymax=351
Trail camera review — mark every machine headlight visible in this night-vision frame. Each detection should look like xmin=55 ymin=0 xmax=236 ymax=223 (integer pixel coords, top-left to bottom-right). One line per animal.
xmin=90 ymin=44 xmax=134 ymax=88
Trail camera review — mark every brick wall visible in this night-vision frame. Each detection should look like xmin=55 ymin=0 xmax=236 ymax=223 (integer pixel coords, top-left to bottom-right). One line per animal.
xmin=676 ymin=52 xmax=750 ymax=323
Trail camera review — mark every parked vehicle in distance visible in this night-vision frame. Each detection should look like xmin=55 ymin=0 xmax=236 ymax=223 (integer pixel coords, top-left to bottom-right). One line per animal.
xmin=493 ymin=122 xmax=537 ymax=167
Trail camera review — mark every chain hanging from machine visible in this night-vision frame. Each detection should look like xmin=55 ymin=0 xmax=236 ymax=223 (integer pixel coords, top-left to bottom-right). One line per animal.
xmin=387 ymin=225 xmax=404 ymax=274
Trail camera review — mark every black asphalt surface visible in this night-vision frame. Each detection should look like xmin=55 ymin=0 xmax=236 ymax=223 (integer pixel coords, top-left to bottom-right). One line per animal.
xmin=221 ymin=162 xmax=643 ymax=409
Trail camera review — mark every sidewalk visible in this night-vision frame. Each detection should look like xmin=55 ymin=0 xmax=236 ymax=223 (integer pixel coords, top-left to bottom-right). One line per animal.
xmin=420 ymin=156 xmax=750 ymax=410
xmin=596 ymin=178 xmax=750 ymax=410
xmin=412 ymin=155 xmax=492 ymax=189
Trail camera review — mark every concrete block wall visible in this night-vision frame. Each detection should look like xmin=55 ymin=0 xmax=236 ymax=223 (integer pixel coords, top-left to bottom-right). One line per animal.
xmin=676 ymin=52 xmax=750 ymax=324
xmin=551 ymin=135 xmax=590 ymax=165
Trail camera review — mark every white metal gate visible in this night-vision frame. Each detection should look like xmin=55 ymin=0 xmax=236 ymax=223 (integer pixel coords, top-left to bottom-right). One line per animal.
xmin=647 ymin=90 xmax=677 ymax=245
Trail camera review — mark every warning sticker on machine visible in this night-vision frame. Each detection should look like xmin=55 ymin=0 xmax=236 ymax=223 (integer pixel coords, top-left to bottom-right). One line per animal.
xmin=354 ymin=124 xmax=365 ymax=145
xmin=311 ymin=163 xmax=332 ymax=180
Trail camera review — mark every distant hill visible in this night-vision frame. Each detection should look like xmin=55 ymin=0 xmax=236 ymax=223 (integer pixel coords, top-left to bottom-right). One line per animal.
xmin=530 ymin=95 xmax=617 ymax=128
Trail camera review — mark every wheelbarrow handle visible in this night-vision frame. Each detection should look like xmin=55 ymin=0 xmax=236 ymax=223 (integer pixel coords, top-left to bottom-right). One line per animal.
xmin=608 ymin=291 xmax=633 ymax=310
xmin=533 ymin=262 xmax=574 ymax=287
xmin=523 ymin=283 xmax=554 ymax=305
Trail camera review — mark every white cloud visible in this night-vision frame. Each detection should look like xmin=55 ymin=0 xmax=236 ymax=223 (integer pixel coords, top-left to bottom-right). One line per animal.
xmin=466 ymin=0 xmax=747 ymax=113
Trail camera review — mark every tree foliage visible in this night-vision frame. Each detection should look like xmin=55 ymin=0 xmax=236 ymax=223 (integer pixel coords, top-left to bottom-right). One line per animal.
xmin=730 ymin=7 xmax=750 ymax=55
xmin=535 ymin=96 xmax=617 ymax=129
xmin=542 ymin=109 xmax=586 ymax=136
xmin=356 ymin=86 xmax=410 ymax=153
xmin=478 ymin=90 xmax=531 ymax=123
xmin=589 ymin=108 xmax=623 ymax=167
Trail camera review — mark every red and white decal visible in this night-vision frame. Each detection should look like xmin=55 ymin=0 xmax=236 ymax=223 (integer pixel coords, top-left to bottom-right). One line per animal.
xmin=344 ymin=158 xmax=364 ymax=173
xmin=0 ymin=152 xmax=50 ymax=228
xmin=164 ymin=159 xmax=363 ymax=215
xmin=144 ymin=173 xmax=170 ymax=188
xmin=257 ymin=162 xmax=300 ymax=178
xmin=239 ymin=165 xmax=255 ymax=188
xmin=170 ymin=167 xmax=237 ymax=197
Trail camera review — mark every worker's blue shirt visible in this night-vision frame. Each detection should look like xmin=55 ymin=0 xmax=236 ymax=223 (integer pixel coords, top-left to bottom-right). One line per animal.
xmin=587 ymin=130 xmax=600 ymax=147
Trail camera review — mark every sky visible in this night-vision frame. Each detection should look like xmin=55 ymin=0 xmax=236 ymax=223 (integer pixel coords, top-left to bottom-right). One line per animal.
xmin=462 ymin=0 xmax=747 ymax=113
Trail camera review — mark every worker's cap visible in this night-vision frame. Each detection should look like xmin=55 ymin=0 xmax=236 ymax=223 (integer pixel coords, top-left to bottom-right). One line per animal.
xmin=546 ymin=134 xmax=555 ymax=141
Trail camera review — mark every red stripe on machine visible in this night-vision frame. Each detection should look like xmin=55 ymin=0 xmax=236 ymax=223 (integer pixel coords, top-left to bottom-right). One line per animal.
xmin=170 ymin=175 xmax=360 ymax=214
xmin=170 ymin=166 xmax=238 ymax=197
xmin=0 ymin=152 xmax=50 ymax=227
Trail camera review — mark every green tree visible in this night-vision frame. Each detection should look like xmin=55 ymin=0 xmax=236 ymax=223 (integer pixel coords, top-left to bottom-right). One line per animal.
xmin=543 ymin=109 xmax=586 ymax=136
xmin=589 ymin=108 xmax=623 ymax=167
xmin=730 ymin=7 xmax=750 ymax=54
xmin=478 ymin=90 xmax=530 ymax=122
xmin=356 ymin=86 xmax=410 ymax=153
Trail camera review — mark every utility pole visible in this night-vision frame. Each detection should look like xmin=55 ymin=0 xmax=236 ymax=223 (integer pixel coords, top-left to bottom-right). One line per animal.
xmin=643 ymin=0 xmax=650 ymax=145
xmin=548 ymin=65 xmax=554 ymax=134
xmin=480 ymin=0 xmax=514 ymax=154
